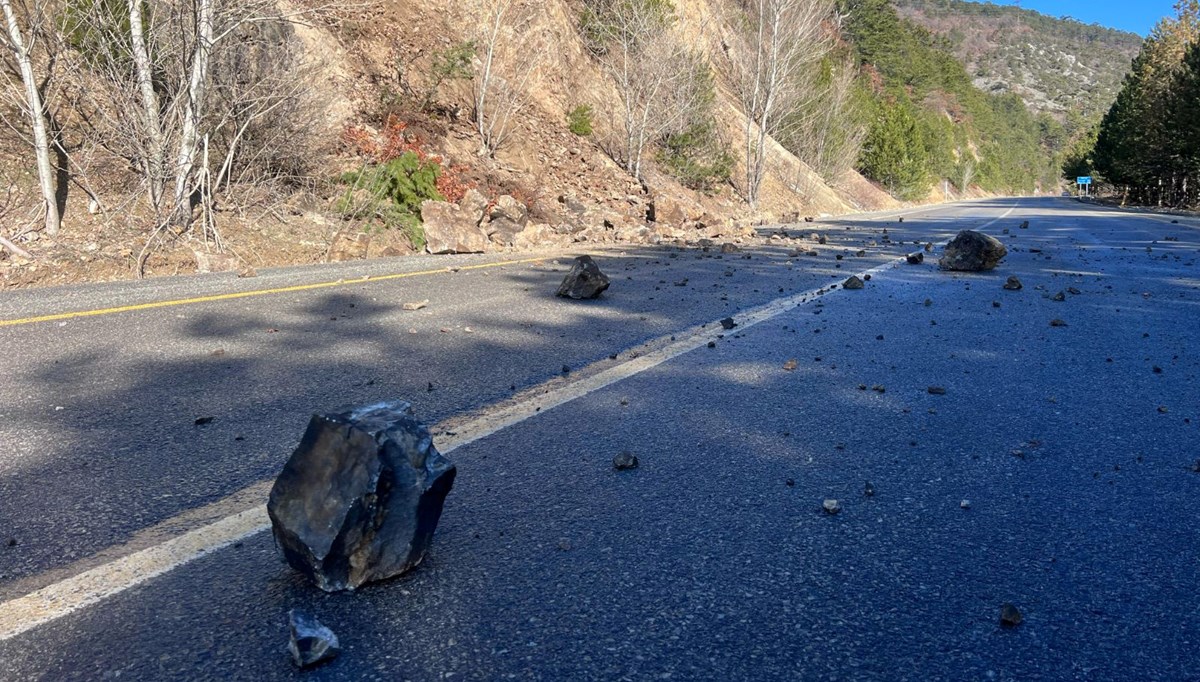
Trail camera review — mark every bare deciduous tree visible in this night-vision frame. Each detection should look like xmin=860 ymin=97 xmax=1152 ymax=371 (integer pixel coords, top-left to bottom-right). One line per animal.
xmin=0 ymin=0 xmax=59 ymax=234
xmin=720 ymin=0 xmax=834 ymax=207
xmin=584 ymin=0 xmax=712 ymax=181
xmin=780 ymin=55 xmax=866 ymax=184
xmin=473 ymin=0 xmax=545 ymax=156
xmin=63 ymin=0 xmax=329 ymax=262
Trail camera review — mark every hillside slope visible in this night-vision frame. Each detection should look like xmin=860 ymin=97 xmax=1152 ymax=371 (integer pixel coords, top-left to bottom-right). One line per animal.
xmin=892 ymin=0 xmax=1142 ymax=120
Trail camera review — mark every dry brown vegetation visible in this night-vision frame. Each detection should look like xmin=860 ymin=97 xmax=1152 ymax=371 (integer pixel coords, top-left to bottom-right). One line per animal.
xmin=0 ymin=0 xmax=907 ymax=288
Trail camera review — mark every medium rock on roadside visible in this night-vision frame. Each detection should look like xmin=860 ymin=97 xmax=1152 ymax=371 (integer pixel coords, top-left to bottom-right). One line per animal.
xmin=267 ymin=401 xmax=457 ymax=592
xmin=556 ymin=255 xmax=610 ymax=299
xmin=288 ymin=610 xmax=340 ymax=668
xmin=843 ymin=275 xmax=865 ymax=290
xmin=939 ymin=230 xmax=1008 ymax=272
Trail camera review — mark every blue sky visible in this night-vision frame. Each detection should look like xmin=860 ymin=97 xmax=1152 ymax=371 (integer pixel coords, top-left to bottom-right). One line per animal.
xmin=987 ymin=0 xmax=1177 ymax=35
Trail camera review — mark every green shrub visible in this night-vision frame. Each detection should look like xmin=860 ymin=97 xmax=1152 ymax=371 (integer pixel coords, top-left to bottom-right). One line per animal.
xmin=658 ymin=119 xmax=733 ymax=192
xmin=567 ymin=105 xmax=594 ymax=136
xmin=656 ymin=62 xmax=732 ymax=192
xmin=335 ymin=151 xmax=445 ymax=248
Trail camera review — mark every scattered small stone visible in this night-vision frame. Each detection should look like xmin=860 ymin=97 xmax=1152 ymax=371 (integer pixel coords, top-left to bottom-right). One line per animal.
xmin=194 ymin=417 xmax=214 ymax=426
xmin=210 ymin=349 xmax=226 ymax=357
xmin=562 ymin=365 xmax=571 ymax=374
xmin=1067 ymin=287 xmax=1081 ymax=295
xmin=1049 ymin=319 xmax=1068 ymax=327
xmin=707 ymin=341 xmax=716 ymax=348
xmin=857 ymin=384 xmax=868 ymax=390
xmin=876 ymin=335 xmax=884 ymax=340
xmin=924 ymin=242 xmax=933 ymax=252
xmin=836 ymin=254 xmax=844 ymax=260
xmin=288 ymin=610 xmax=340 ymax=669
xmin=906 ymin=252 xmax=924 ymax=265
xmin=960 ymin=499 xmax=971 ymax=509
xmin=1020 ymin=220 xmax=1029 ymax=229
xmin=992 ymin=301 xmax=1001 ymax=308
xmin=1153 ymin=366 xmax=1163 ymax=374
xmin=1003 ymin=276 xmax=1023 ymax=291
xmin=864 ymin=274 xmax=872 ymax=281
xmin=927 ymin=386 xmax=947 ymax=395
xmin=1172 ymin=219 xmax=1179 ymax=224
xmin=719 ymin=317 xmax=738 ymax=330
xmin=843 ymin=275 xmax=865 ymax=290
xmin=871 ymin=385 xmax=886 ymax=393
xmin=1051 ymin=291 xmax=1066 ymax=302
xmin=720 ymin=243 xmax=740 ymax=253
xmin=783 ymin=359 xmax=798 ymax=371
xmin=402 ymin=300 xmax=429 ymax=311
xmin=898 ymin=217 xmax=904 ymax=223
xmin=557 ymin=538 xmax=572 ymax=551
xmin=785 ymin=478 xmax=795 ymax=487
xmin=1157 ymin=405 xmax=1169 ymax=414
xmin=999 ymin=603 xmax=1023 ymax=627
xmin=864 ymin=481 xmax=875 ymax=497
xmin=6 ymin=538 xmax=15 ymax=547
xmin=613 ymin=451 xmax=639 ymax=470
xmin=822 ymin=499 xmax=841 ymax=515
xmin=924 ymin=298 xmax=933 ymax=307
xmin=1190 ymin=459 xmax=1200 ymax=473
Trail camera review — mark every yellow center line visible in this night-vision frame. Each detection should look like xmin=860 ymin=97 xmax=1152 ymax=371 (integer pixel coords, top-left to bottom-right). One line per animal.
xmin=0 ymin=257 xmax=547 ymax=328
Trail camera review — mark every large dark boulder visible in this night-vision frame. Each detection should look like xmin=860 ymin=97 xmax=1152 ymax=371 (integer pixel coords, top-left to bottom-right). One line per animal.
xmin=939 ymin=230 xmax=1007 ymax=271
xmin=556 ymin=255 xmax=610 ymax=299
xmin=267 ymin=401 xmax=456 ymax=592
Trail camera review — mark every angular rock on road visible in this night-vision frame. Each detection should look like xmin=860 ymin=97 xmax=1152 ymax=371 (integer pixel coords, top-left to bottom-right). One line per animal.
xmin=267 ymin=401 xmax=457 ymax=592
xmin=939 ymin=230 xmax=1008 ymax=272
xmin=288 ymin=610 xmax=340 ymax=668
xmin=557 ymin=255 xmax=610 ymax=299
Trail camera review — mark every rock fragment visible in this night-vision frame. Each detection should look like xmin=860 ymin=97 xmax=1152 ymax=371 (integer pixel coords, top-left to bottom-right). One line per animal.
xmin=939 ymin=230 xmax=1008 ymax=271
xmin=906 ymin=252 xmax=924 ymax=265
xmin=1003 ymin=276 xmax=1023 ymax=290
xmin=927 ymin=386 xmax=947 ymax=395
xmin=843 ymin=275 xmax=865 ymax=290
xmin=1049 ymin=319 xmax=1068 ymax=327
xmin=288 ymin=610 xmax=340 ymax=669
xmin=1051 ymin=291 xmax=1066 ymax=302
xmin=720 ymin=317 xmax=737 ymax=330
xmin=613 ymin=451 xmax=640 ymax=470
xmin=556 ymin=255 xmax=610 ymax=299
xmin=822 ymin=499 xmax=841 ymax=515
xmin=1020 ymin=220 xmax=1029 ymax=229
xmin=864 ymin=481 xmax=875 ymax=497
xmin=267 ymin=401 xmax=456 ymax=592
xmin=402 ymin=300 xmax=429 ymax=311
xmin=999 ymin=603 xmax=1023 ymax=627
xmin=782 ymin=359 xmax=798 ymax=371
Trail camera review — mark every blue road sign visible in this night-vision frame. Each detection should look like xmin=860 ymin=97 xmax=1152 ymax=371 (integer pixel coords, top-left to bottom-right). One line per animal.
xmin=1077 ymin=176 xmax=1093 ymax=185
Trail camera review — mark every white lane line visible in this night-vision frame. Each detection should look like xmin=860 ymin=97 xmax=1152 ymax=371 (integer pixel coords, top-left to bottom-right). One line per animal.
xmin=0 ymin=242 xmax=942 ymax=642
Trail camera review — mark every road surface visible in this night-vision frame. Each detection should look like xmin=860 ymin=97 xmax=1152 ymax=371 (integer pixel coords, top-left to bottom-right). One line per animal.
xmin=0 ymin=197 xmax=1197 ymax=680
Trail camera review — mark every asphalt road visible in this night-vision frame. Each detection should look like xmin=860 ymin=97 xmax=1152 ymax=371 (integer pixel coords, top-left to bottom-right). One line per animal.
xmin=1 ymin=197 xmax=1197 ymax=680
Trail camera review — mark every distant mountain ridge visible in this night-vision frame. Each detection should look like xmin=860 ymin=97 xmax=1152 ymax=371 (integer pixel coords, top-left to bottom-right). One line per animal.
xmin=891 ymin=0 xmax=1143 ymax=120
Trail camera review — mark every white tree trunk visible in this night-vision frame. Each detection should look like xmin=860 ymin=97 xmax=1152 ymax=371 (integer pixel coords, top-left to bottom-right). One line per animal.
xmin=173 ymin=0 xmax=213 ymax=214
xmin=128 ymin=0 xmax=165 ymax=210
xmin=1 ymin=0 xmax=60 ymax=234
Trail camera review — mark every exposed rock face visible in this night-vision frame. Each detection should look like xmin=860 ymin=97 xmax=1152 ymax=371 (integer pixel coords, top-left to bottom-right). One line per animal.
xmin=328 ymin=230 xmax=371 ymax=262
xmin=288 ymin=610 xmax=340 ymax=668
xmin=939 ymin=230 xmax=1008 ymax=271
xmin=556 ymin=255 xmax=610 ymax=299
xmin=649 ymin=193 xmax=688 ymax=227
xmin=421 ymin=189 xmax=490 ymax=254
xmin=485 ymin=195 xmax=529 ymax=247
xmin=267 ymin=401 xmax=457 ymax=592
xmin=192 ymin=249 xmax=239 ymax=273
